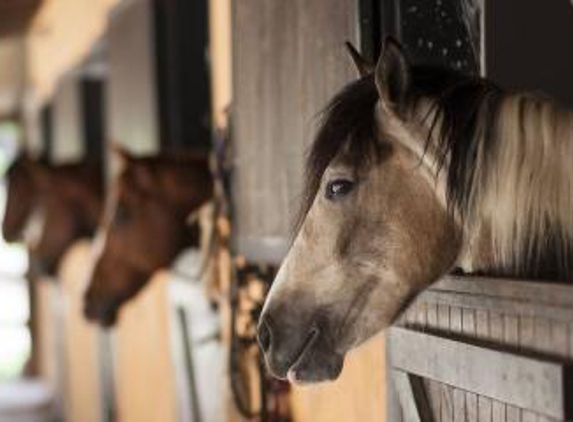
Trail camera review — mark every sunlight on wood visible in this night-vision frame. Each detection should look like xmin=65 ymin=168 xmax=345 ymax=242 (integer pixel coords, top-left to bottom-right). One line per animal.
xmin=290 ymin=335 xmax=386 ymax=422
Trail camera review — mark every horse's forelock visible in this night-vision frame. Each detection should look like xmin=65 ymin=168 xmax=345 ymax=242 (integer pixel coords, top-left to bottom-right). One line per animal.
xmin=294 ymin=75 xmax=380 ymax=235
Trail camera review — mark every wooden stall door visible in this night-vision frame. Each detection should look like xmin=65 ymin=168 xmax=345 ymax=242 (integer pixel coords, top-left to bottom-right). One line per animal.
xmin=388 ymin=276 xmax=573 ymax=422
xmin=114 ymin=271 xmax=178 ymax=422
xmin=34 ymin=276 xmax=64 ymax=419
xmin=114 ymin=250 xmax=224 ymax=422
xmin=59 ymin=240 xmax=104 ymax=422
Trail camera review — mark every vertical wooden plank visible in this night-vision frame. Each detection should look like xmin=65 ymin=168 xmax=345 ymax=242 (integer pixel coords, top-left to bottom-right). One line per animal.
xmin=550 ymin=321 xmax=568 ymax=358
xmin=503 ymin=314 xmax=521 ymax=422
xmin=568 ymin=323 xmax=573 ymax=360
xmin=521 ymin=412 xmax=537 ymax=422
xmin=393 ymin=371 xmax=434 ymax=422
xmin=475 ymin=309 xmax=489 ymax=341
xmin=489 ymin=312 xmax=504 ymax=343
xmin=519 ymin=316 xmax=535 ymax=350
xmin=492 ymin=401 xmax=506 ymax=422
xmin=505 ymin=407 xmax=520 ymax=422
xmin=463 ymin=308 xmax=477 ymax=422
xmin=427 ymin=302 xmax=439 ymax=331
xmin=534 ymin=317 xmax=563 ymax=422
xmin=533 ymin=317 xmax=552 ymax=355
xmin=519 ymin=316 xmax=537 ymax=422
xmin=452 ymin=388 xmax=465 ymax=422
xmin=450 ymin=307 xmax=463 ymax=334
xmin=476 ymin=310 xmax=492 ymax=422
xmin=477 ymin=395 xmax=492 ymax=422
xmin=424 ymin=301 xmax=441 ymax=420
xmin=406 ymin=302 xmax=419 ymax=327
xmin=424 ymin=379 xmax=442 ymax=422
xmin=467 ymin=394 xmax=478 ymax=422
xmin=438 ymin=304 xmax=453 ymax=422
xmin=441 ymin=384 xmax=453 ymax=422
xmin=489 ymin=312 xmax=506 ymax=422
xmin=417 ymin=301 xmax=428 ymax=330
xmin=450 ymin=306 xmax=465 ymax=422
xmin=503 ymin=315 xmax=519 ymax=346
xmin=424 ymin=302 xmax=440 ymax=420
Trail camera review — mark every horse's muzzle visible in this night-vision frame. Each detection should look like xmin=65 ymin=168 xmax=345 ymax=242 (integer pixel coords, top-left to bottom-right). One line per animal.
xmin=83 ymin=298 xmax=119 ymax=328
xmin=257 ymin=312 xmax=344 ymax=384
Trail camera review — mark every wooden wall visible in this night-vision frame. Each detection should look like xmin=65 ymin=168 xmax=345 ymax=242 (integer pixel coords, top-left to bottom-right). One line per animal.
xmin=232 ymin=1 xmax=387 ymax=421
xmin=58 ymin=240 xmax=104 ymax=422
xmin=291 ymin=336 xmax=386 ymax=422
xmin=232 ymin=0 xmax=361 ymax=263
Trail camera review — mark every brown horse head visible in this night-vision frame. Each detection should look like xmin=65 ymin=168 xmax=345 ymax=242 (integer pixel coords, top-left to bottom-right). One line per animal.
xmin=84 ymin=149 xmax=213 ymax=327
xmin=258 ymin=38 xmax=503 ymax=383
xmin=3 ymin=154 xmax=37 ymax=243
xmin=4 ymin=155 xmax=104 ymax=275
xmin=29 ymin=161 xmax=104 ymax=275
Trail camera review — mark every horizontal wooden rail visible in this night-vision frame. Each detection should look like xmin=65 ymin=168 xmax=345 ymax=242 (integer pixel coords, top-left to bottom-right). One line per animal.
xmin=388 ymin=327 xmax=573 ymax=420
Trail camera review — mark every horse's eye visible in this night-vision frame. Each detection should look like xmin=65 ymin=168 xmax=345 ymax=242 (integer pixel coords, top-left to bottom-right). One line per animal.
xmin=325 ymin=179 xmax=355 ymax=200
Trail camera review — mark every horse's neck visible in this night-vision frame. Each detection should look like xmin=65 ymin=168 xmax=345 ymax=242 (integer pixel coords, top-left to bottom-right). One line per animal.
xmin=158 ymin=159 xmax=212 ymax=217
xmin=459 ymin=94 xmax=573 ymax=280
xmin=49 ymin=168 xmax=103 ymax=233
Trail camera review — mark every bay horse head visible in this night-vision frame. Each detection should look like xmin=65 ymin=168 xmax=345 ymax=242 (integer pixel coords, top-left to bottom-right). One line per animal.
xmin=3 ymin=155 xmax=104 ymax=275
xmin=84 ymin=149 xmax=213 ymax=327
xmin=259 ymin=38 xmax=573 ymax=383
xmin=3 ymin=154 xmax=37 ymax=243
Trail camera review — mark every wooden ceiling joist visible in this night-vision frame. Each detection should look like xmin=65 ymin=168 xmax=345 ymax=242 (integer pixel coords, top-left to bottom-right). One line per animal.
xmin=0 ymin=0 xmax=43 ymax=38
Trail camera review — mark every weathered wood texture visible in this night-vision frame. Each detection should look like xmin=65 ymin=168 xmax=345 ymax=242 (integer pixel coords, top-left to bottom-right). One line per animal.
xmin=58 ymin=241 xmax=104 ymax=422
xmin=389 ymin=275 xmax=573 ymax=422
xmin=232 ymin=0 xmax=360 ymax=264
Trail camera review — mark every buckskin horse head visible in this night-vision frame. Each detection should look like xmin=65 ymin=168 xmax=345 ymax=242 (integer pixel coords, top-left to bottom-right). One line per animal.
xmin=258 ymin=38 xmax=573 ymax=383
xmin=3 ymin=154 xmax=104 ymax=275
xmin=84 ymin=149 xmax=213 ymax=327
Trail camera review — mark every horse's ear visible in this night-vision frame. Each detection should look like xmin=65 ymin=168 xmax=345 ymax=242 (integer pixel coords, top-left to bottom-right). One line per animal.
xmin=110 ymin=143 xmax=135 ymax=169
xmin=131 ymin=163 xmax=158 ymax=194
xmin=344 ymin=42 xmax=373 ymax=77
xmin=27 ymin=161 xmax=53 ymax=189
xmin=375 ymin=37 xmax=411 ymax=111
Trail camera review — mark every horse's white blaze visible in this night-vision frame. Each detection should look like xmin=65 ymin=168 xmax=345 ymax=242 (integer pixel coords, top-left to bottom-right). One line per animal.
xmin=87 ymin=181 xmax=121 ymax=289
xmin=22 ymin=206 xmax=46 ymax=249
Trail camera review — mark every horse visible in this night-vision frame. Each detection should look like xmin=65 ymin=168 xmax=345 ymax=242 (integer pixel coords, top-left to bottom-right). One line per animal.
xmin=3 ymin=154 xmax=104 ymax=275
xmin=84 ymin=149 xmax=213 ymax=327
xmin=258 ymin=37 xmax=573 ymax=384
xmin=3 ymin=154 xmax=38 ymax=243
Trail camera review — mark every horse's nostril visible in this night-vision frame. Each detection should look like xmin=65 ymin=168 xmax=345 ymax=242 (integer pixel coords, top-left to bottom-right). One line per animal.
xmin=257 ymin=316 xmax=272 ymax=353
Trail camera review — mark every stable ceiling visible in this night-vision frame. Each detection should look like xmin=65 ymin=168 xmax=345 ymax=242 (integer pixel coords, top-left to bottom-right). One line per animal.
xmin=0 ymin=0 xmax=43 ymax=38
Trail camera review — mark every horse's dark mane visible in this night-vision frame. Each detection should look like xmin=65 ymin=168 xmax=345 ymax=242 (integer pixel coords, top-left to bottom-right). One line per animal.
xmin=297 ymin=65 xmax=502 ymax=233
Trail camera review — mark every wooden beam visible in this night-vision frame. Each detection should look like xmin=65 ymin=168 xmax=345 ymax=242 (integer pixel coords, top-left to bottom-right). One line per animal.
xmin=388 ymin=327 xmax=573 ymax=420
xmin=431 ymin=275 xmax=573 ymax=308
xmin=393 ymin=370 xmax=434 ymax=422
xmin=415 ymin=290 xmax=573 ymax=323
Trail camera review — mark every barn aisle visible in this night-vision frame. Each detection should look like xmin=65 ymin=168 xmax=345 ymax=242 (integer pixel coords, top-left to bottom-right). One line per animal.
xmin=0 ymin=379 xmax=54 ymax=422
